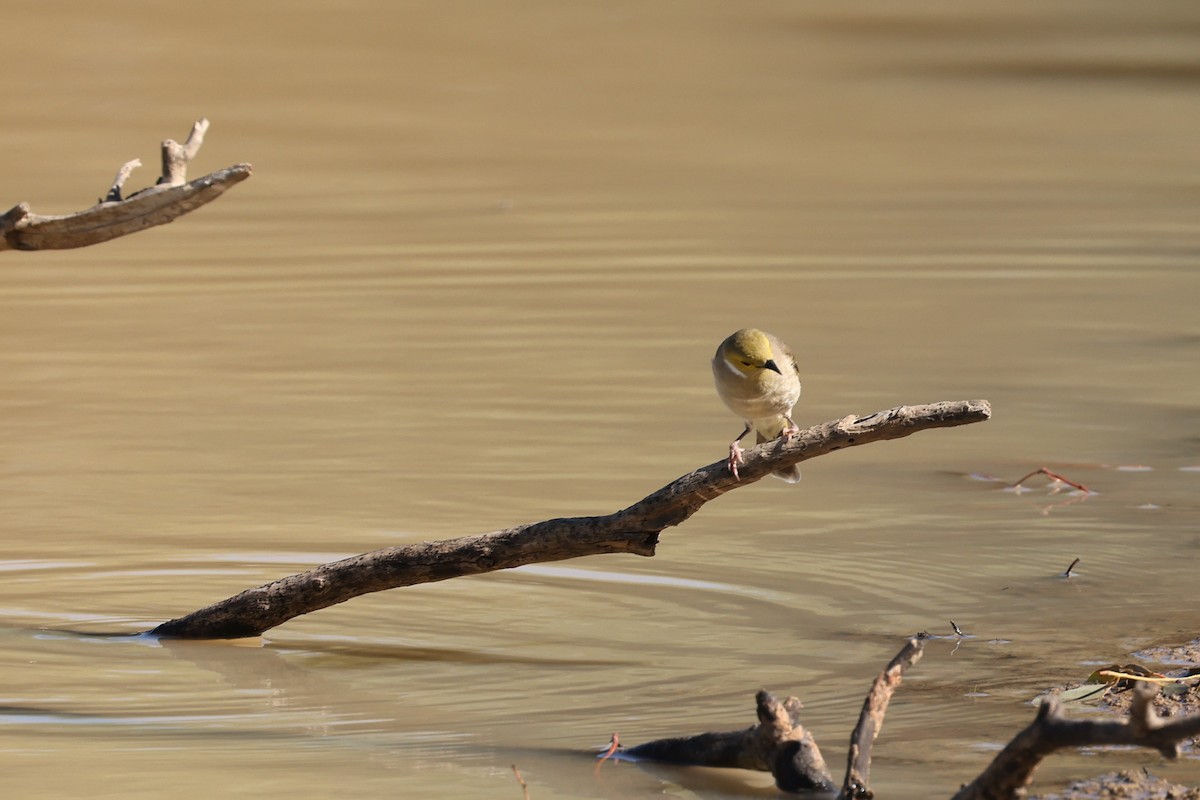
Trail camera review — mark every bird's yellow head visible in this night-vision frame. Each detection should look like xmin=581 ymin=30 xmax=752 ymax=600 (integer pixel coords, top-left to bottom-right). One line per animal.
xmin=719 ymin=328 xmax=781 ymax=376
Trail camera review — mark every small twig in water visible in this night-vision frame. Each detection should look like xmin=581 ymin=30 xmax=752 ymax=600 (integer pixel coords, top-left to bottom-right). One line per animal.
xmin=511 ymin=765 xmax=531 ymax=800
xmin=950 ymin=620 xmax=965 ymax=637
xmin=595 ymin=733 xmax=620 ymax=775
xmin=1010 ymin=467 xmax=1091 ymax=494
xmin=1063 ymin=558 xmax=1080 ymax=578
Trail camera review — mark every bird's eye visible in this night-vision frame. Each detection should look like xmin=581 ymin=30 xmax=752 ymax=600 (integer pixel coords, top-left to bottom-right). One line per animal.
xmin=740 ymin=360 xmax=753 ymax=367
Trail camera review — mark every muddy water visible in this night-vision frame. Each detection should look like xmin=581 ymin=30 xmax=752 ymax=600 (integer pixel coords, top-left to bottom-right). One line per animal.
xmin=1 ymin=2 xmax=1199 ymax=798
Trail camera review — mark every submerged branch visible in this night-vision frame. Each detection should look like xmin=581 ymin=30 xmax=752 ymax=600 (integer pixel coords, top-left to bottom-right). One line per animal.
xmin=841 ymin=637 xmax=925 ymax=799
xmin=609 ymin=630 xmax=1200 ymax=799
xmin=149 ymin=399 xmax=991 ymax=639
xmin=1 ymin=118 xmax=251 ymax=252
xmin=624 ymin=691 xmax=836 ymax=792
xmin=622 ymin=638 xmax=925 ymax=795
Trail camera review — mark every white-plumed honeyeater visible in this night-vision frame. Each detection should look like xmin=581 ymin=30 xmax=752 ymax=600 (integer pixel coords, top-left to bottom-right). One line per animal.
xmin=711 ymin=328 xmax=802 ymax=482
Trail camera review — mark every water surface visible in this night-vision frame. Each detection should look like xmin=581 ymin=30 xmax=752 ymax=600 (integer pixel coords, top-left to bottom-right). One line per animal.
xmin=1 ymin=2 xmax=1199 ymax=798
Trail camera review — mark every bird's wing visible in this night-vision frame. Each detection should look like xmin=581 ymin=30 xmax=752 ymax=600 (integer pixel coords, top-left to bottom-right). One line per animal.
xmin=777 ymin=340 xmax=801 ymax=378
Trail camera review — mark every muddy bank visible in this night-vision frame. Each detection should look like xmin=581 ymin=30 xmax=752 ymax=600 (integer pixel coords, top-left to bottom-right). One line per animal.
xmin=1029 ymin=638 xmax=1200 ymax=799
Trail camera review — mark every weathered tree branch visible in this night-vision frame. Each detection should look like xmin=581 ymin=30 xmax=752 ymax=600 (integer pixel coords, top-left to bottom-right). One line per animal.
xmin=622 ymin=638 xmax=925 ymax=795
xmin=624 ymin=691 xmax=836 ymax=792
xmin=842 ymin=637 xmax=925 ymax=799
xmin=953 ymin=684 xmax=1200 ymax=800
xmin=149 ymin=399 xmax=990 ymax=639
xmin=1 ymin=118 xmax=250 ymax=252
xmin=614 ymin=638 xmax=1200 ymax=798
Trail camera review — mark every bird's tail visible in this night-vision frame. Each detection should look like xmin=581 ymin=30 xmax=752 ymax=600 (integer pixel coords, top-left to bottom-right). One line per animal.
xmin=755 ymin=418 xmax=802 ymax=484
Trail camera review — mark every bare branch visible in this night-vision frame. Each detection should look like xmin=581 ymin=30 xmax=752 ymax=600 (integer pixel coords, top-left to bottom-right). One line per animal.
xmin=952 ymin=684 xmax=1200 ymax=800
xmin=622 ymin=638 xmax=926 ymax=794
xmin=149 ymin=399 xmax=990 ymax=639
xmin=841 ymin=637 xmax=925 ymax=799
xmin=624 ymin=691 xmax=836 ymax=792
xmin=1 ymin=118 xmax=250 ymax=252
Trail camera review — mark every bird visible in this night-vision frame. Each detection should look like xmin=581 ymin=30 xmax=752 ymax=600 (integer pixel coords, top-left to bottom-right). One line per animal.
xmin=711 ymin=328 xmax=802 ymax=482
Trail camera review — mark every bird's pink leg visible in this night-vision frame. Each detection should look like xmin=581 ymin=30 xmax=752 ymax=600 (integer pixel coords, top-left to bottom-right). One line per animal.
xmin=781 ymin=415 xmax=800 ymax=442
xmin=727 ymin=422 xmax=751 ymax=479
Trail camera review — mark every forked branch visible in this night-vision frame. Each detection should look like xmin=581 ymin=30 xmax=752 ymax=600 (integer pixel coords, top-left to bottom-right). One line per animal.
xmin=617 ymin=641 xmax=1200 ymax=798
xmin=1 ymin=118 xmax=251 ymax=252
xmin=952 ymin=684 xmax=1200 ymax=800
xmin=621 ymin=638 xmax=925 ymax=795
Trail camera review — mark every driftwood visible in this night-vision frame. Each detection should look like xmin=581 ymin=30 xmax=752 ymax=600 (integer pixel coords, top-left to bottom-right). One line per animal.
xmin=624 ymin=638 xmax=924 ymax=797
xmin=1 ymin=118 xmax=251 ymax=252
xmin=624 ymin=691 xmax=836 ymax=792
xmin=619 ymin=642 xmax=1200 ymax=796
xmin=149 ymin=399 xmax=991 ymax=638
xmin=622 ymin=641 xmax=1200 ymax=799
xmin=954 ymin=684 xmax=1200 ymax=800
xmin=842 ymin=637 xmax=925 ymax=798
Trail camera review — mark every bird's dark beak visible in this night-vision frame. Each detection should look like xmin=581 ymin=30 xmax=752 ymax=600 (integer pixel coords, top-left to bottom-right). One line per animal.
xmin=763 ymin=359 xmax=782 ymax=375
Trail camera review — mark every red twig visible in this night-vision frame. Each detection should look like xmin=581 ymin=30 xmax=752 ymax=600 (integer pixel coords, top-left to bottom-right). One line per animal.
xmin=595 ymin=733 xmax=620 ymax=775
xmin=1010 ymin=467 xmax=1090 ymax=494
xmin=511 ymin=765 xmax=531 ymax=800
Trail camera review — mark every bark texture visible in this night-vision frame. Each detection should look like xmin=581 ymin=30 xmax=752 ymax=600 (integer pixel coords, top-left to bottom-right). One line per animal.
xmin=842 ymin=638 xmax=925 ymax=799
xmin=1 ymin=118 xmax=250 ymax=252
xmin=623 ymin=638 xmax=925 ymax=797
xmin=150 ymin=399 xmax=991 ymax=638
xmin=624 ymin=691 xmax=835 ymax=792
xmin=953 ymin=684 xmax=1200 ymax=800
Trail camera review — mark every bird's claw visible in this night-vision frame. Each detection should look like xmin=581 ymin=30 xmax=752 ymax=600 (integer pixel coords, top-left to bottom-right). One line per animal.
xmin=727 ymin=443 xmax=745 ymax=480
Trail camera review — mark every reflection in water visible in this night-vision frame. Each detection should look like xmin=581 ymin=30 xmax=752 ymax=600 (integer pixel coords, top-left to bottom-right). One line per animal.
xmin=1 ymin=1 xmax=1199 ymax=798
